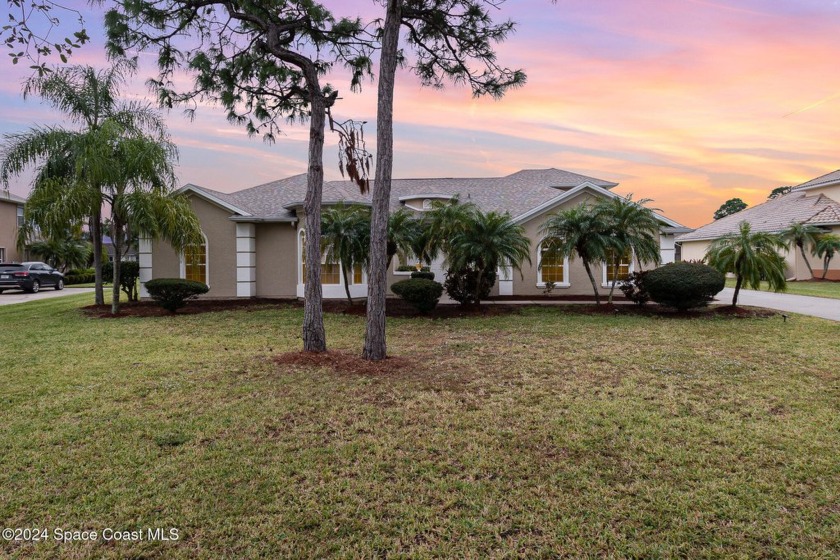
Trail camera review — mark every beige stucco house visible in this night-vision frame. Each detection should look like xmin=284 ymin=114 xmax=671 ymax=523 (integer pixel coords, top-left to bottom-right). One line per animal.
xmin=678 ymin=170 xmax=840 ymax=280
xmin=141 ymin=168 xmax=689 ymax=299
xmin=0 ymin=191 xmax=25 ymax=264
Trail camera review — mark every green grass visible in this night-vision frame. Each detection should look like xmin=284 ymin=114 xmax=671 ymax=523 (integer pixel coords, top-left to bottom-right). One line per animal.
xmin=725 ymin=278 xmax=840 ymax=299
xmin=1 ymin=295 xmax=838 ymax=558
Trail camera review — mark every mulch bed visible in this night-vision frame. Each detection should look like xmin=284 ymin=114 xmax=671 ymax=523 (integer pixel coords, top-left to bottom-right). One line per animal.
xmin=80 ymin=298 xmax=777 ymax=320
xmin=273 ymin=350 xmax=416 ymax=376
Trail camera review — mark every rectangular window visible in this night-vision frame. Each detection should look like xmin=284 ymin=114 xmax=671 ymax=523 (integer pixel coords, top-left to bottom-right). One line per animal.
xmin=300 ymin=232 xmax=341 ymax=285
xmin=353 ymin=263 xmax=364 ymax=284
xmin=394 ymin=250 xmax=417 ymax=273
xmin=16 ymin=206 xmax=24 ymax=227
xmin=540 ymin=242 xmax=565 ymax=283
xmin=0 ymin=247 xmax=5 ymax=263
xmin=184 ymin=243 xmax=207 ymax=284
xmin=605 ymin=250 xmax=632 ymax=282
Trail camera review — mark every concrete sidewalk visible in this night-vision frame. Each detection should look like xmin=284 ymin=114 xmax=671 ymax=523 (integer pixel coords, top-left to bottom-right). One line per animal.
xmin=0 ymin=287 xmax=94 ymax=306
xmin=716 ymin=288 xmax=840 ymax=322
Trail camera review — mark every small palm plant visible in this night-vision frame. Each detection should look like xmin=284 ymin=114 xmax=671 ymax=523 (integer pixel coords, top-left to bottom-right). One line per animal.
xmin=321 ymin=203 xmax=370 ymax=304
xmin=446 ymin=210 xmax=531 ymax=305
xmin=594 ymin=194 xmax=662 ymax=304
xmin=539 ymin=205 xmax=612 ymax=304
xmin=813 ymin=234 xmax=840 ymax=279
xmin=706 ymin=221 xmax=787 ymax=306
xmin=781 ymin=222 xmax=823 ymax=279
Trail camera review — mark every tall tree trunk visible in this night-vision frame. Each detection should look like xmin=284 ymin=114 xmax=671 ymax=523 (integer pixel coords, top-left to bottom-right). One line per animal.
xmin=363 ymin=0 xmax=401 ymax=361
xmin=823 ymin=256 xmax=830 ymax=279
xmin=732 ymin=275 xmax=742 ymax=306
xmin=798 ymin=243 xmax=814 ymax=278
xmin=584 ymin=260 xmax=600 ymax=304
xmin=302 ymin=93 xmax=327 ymax=353
xmin=111 ymin=217 xmax=122 ymax=315
xmin=608 ymin=257 xmax=619 ymax=304
xmin=90 ymin=208 xmax=104 ymax=305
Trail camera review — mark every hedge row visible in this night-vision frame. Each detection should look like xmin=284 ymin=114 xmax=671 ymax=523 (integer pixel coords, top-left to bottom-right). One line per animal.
xmin=65 ymin=273 xmax=95 ymax=285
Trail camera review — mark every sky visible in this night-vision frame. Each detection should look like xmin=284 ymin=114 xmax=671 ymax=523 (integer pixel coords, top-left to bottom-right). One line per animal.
xmin=2 ymin=0 xmax=840 ymax=228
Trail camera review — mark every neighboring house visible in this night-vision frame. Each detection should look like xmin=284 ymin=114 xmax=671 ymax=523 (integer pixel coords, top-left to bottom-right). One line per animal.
xmin=0 ymin=191 xmax=25 ymax=264
xmin=142 ymin=168 xmax=689 ymax=299
xmin=103 ymin=235 xmax=138 ymax=263
xmin=678 ymin=170 xmax=840 ymax=280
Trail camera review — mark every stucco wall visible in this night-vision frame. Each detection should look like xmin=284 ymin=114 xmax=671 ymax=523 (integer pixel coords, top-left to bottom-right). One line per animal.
xmin=256 ymin=223 xmax=297 ymax=298
xmin=151 ymin=195 xmax=237 ymax=297
xmin=0 ymin=201 xmax=22 ymax=263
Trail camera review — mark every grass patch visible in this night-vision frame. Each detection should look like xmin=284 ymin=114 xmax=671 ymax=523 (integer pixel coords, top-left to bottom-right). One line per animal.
xmin=726 ymin=278 xmax=840 ymax=299
xmin=1 ymin=294 xmax=838 ymax=558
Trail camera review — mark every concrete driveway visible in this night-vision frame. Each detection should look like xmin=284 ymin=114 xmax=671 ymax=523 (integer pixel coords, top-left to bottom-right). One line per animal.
xmin=716 ymin=288 xmax=840 ymax=322
xmin=0 ymin=287 xmax=94 ymax=306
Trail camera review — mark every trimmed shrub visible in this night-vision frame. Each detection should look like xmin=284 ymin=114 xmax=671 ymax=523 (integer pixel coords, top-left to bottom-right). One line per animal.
xmin=102 ymin=261 xmax=113 ymax=283
xmin=444 ymin=267 xmax=497 ymax=305
xmin=145 ymin=278 xmax=209 ymax=313
xmin=118 ymin=261 xmax=140 ymax=302
xmin=645 ymin=262 xmax=725 ymax=311
xmin=66 ymin=267 xmax=94 ymax=277
xmin=397 ymin=265 xmax=430 ymax=273
xmin=391 ymin=279 xmax=443 ymax=314
xmin=410 ymin=270 xmax=435 ymax=281
xmin=65 ymin=273 xmax=95 ymax=285
xmin=619 ymin=270 xmax=651 ymax=306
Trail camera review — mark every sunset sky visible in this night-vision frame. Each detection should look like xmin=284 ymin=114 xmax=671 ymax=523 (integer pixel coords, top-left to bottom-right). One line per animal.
xmin=2 ymin=0 xmax=840 ymax=227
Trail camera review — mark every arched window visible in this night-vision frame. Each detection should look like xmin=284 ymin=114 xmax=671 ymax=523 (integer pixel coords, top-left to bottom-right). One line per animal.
xmin=298 ymin=230 xmax=340 ymax=285
xmin=181 ymin=233 xmax=208 ymax=285
xmin=537 ymin=239 xmax=569 ymax=287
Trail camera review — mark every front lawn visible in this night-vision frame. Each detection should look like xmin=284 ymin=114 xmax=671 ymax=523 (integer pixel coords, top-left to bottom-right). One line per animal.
xmin=726 ymin=278 xmax=840 ymax=300
xmin=1 ymin=295 xmax=838 ymax=558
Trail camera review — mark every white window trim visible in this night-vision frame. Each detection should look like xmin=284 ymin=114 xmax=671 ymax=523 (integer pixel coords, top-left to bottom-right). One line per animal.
xmin=601 ymin=250 xmax=635 ymax=288
xmin=298 ymin=228 xmax=344 ymax=286
xmin=179 ymin=231 xmax=209 ymax=287
xmin=0 ymin=247 xmax=5 ymax=263
xmin=536 ymin=240 xmax=570 ymax=288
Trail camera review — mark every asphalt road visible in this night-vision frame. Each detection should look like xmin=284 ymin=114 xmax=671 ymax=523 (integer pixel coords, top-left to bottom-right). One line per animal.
xmin=0 ymin=287 xmax=94 ymax=306
xmin=716 ymin=288 xmax=840 ymax=322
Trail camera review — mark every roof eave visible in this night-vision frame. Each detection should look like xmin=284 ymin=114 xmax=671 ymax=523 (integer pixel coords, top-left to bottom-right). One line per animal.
xmin=177 ymin=184 xmax=252 ymax=216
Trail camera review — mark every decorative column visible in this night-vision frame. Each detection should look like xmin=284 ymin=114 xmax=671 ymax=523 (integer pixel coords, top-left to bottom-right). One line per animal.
xmin=236 ymin=223 xmax=256 ymax=297
xmin=498 ymin=265 xmax=514 ymax=296
xmin=138 ymin=237 xmax=153 ymax=298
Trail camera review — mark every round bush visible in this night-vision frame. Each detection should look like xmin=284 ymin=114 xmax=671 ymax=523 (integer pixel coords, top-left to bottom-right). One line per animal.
xmin=410 ymin=270 xmax=435 ymax=281
xmin=145 ymin=278 xmax=209 ymax=313
xmin=444 ymin=267 xmax=496 ymax=305
xmin=391 ymin=278 xmax=443 ymax=313
xmin=645 ymin=262 xmax=725 ymax=311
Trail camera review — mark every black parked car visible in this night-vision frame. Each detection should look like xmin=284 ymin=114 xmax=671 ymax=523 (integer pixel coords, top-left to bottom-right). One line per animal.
xmin=0 ymin=262 xmax=65 ymax=293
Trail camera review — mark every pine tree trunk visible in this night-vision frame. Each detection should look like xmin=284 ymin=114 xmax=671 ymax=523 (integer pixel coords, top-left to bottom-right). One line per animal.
xmin=584 ymin=260 xmax=601 ymax=304
xmin=732 ymin=275 xmax=742 ymax=306
xmin=111 ymin=217 xmax=122 ymax=315
xmin=91 ymin=209 xmax=104 ymax=306
xmin=302 ymin=93 xmax=327 ymax=353
xmin=363 ymin=0 xmax=401 ymax=361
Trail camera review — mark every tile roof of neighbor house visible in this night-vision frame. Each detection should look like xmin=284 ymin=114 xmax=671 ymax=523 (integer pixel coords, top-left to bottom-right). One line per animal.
xmin=0 ymin=191 xmax=26 ymax=204
xmin=677 ymin=191 xmax=840 ymax=242
xmin=792 ymin=169 xmax=840 ymax=191
xmin=184 ymin=168 xmax=621 ymax=222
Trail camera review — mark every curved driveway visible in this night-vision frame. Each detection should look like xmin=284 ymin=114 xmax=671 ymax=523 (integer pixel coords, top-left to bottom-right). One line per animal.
xmin=717 ymin=288 xmax=840 ymax=322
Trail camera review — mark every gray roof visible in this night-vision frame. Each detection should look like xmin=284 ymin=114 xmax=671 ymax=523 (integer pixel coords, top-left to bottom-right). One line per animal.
xmin=793 ymin=169 xmax=840 ymax=192
xmin=0 ymin=191 xmax=26 ymax=204
xmin=184 ymin=168 xmax=620 ymax=222
xmin=677 ymin=191 xmax=840 ymax=242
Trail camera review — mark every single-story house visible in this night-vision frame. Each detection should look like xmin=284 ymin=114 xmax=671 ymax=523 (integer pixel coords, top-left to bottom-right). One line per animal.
xmin=0 ymin=191 xmax=25 ymax=264
xmin=678 ymin=170 xmax=840 ymax=280
xmin=140 ymin=168 xmax=690 ymax=299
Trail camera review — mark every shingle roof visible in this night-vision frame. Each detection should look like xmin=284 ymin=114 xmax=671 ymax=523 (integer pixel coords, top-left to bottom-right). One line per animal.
xmin=792 ymin=169 xmax=840 ymax=191
xmin=677 ymin=191 xmax=840 ymax=242
xmin=0 ymin=191 xmax=26 ymax=204
xmin=185 ymin=168 xmax=620 ymax=221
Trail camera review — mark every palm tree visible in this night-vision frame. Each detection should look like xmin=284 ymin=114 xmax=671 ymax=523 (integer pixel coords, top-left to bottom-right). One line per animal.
xmin=0 ymin=62 xmax=170 ymax=306
xmin=421 ymin=197 xmax=479 ymax=263
xmin=781 ymin=222 xmax=823 ymax=279
xmin=321 ymin=204 xmax=370 ymax=304
xmin=386 ymin=207 xmax=420 ymax=268
xmin=539 ymin=205 xmax=612 ymax=304
xmin=813 ymin=234 xmax=840 ymax=279
xmin=706 ymin=221 xmax=787 ymax=306
xmin=446 ymin=210 xmax=531 ymax=304
xmin=595 ymin=194 xmax=662 ymax=303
